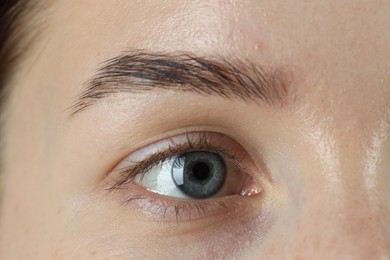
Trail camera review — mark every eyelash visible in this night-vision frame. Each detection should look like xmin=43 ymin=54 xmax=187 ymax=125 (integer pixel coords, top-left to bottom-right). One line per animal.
xmin=106 ymin=131 xmax=260 ymax=222
xmin=108 ymin=131 xmax=245 ymax=191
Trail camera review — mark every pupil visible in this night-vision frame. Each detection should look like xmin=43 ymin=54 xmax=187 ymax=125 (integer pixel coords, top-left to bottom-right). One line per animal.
xmin=192 ymin=162 xmax=210 ymax=181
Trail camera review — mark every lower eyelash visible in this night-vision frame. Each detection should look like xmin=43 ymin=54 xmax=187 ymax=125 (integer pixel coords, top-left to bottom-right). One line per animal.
xmin=121 ymin=191 xmax=249 ymax=223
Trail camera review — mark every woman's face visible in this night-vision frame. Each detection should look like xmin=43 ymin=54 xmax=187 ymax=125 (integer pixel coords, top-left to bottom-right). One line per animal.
xmin=1 ymin=0 xmax=389 ymax=258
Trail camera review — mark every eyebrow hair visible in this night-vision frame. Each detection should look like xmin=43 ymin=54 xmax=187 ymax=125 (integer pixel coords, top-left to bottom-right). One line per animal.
xmin=70 ymin=51 xmax=292 ymax=116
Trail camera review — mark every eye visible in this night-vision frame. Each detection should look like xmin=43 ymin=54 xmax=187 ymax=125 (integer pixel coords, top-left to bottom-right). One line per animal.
xmin=135 ymin=151 xmax=246 ymax=199
xmin=108 ymin=131 xmax=264 ymax=221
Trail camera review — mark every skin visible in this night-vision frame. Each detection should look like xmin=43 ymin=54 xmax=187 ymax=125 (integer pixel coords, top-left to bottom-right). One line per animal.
xmin=1 ymin=0 xmax=390 ymax=259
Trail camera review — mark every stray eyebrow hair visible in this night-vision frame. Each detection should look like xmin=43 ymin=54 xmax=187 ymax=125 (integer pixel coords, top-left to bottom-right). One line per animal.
xmin=70 ymin=51 xmax=293 ymax=116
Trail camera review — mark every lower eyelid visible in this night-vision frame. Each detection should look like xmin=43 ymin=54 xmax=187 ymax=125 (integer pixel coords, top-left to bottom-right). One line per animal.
xmin=114 ymin=184 xmax=275 ymax=259
xmin=118 ymin=182 xmax=265 ymax=223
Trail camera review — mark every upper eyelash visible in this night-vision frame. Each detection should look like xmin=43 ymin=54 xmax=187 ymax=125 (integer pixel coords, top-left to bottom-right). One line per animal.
xmin=107 ymin=131 xmax=245 ymax=191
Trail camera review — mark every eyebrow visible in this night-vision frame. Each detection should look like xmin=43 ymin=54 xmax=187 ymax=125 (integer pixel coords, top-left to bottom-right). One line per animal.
xmin=70 ymin=51 xmax=292 ymax=116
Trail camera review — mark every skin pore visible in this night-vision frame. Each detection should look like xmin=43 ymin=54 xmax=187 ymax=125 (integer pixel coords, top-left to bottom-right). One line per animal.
xmin=0 ymin=0 xmax=389 ymax=259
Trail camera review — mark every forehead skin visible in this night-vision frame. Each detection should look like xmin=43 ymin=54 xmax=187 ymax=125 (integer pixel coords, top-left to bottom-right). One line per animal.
xmin=1 ymin=0 xmax=390 ymax=259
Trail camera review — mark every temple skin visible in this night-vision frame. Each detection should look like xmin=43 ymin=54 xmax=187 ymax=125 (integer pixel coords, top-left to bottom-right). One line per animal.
xmin=0 ymin=0 xmax=389 ymax=259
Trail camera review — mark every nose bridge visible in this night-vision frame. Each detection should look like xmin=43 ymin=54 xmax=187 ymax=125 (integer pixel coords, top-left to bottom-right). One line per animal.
xmin=334 ymin=190 xmax=390 ymax=256
xmin=293 ymin=115 xmax=390 ymax=257
xmin=302 ymin=198 xmax=390 ymax=259
xmin=292 ymin=159 xmax=390 ymax=258
xmin=323 ymin=119 xmax=390 ymax=256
